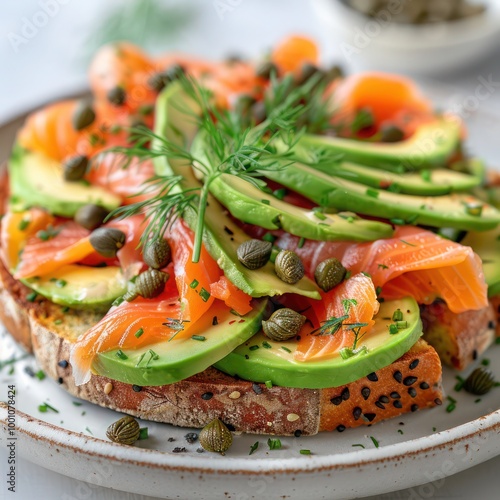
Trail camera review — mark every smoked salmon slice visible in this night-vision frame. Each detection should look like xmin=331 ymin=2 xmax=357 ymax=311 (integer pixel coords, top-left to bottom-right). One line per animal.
xmin=210 ymin=275 xmax=253 ymax=315
xmin=295 ymin=273 xmax=379 ymax=362
xmin=276 ymin=226 xmax=488 ymax=314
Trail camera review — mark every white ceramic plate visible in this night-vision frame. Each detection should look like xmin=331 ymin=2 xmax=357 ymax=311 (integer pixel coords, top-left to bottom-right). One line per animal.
xmin=0 ymin=99 xmax=499 ymax=500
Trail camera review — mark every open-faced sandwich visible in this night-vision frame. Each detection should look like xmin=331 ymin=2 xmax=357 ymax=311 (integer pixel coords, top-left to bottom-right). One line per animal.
xmin=1 ymin=36 xmax=499 ymax=443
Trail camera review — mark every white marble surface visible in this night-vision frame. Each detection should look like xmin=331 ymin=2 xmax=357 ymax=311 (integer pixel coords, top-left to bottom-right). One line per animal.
xmin=1 ymin=1 xmax=500 ymax=498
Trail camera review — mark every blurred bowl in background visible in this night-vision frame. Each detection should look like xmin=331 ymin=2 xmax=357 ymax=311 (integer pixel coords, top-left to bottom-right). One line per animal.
xmin=313 ymin=0 xmax=500 ymax=76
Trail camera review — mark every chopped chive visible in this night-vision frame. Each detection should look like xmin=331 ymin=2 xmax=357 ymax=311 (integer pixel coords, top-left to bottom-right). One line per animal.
xmin=299 ymin=449 xmax=311 ymax=455
xmin=396 ymin=321 xmax=408 ymax=329
xmin=496 ymin=337 xmax=500 ymax=345
xmin=26 ymin=292 xmax=37 ymax=302
xmin=139 ymin=427 xmax=149 ymax=440
xmin=134 ymin=328 xmax=144 ymax=339
xmin=298 ymin=237 xmax=305 ymax=249
xmin=38 ymin=402 xmax=59 ymax=413
xmin=397 ymin=429 xmax=404 ymax=435
xmin=454 ymin=376 xmax=465 ymax=392
xmin=406 ymin=214 xmax=419 ymax=224
xmin=273 ymin=188 xmax=287 ymax=200
xmin=249 ymin=441 xmax=259 ymax=455
xmin=370 ymin=436 xmax=379 ymax=448
xmin=366 ymin=188 xmax=379 ymax=198
xmin=199 ymin=288 xmax=211 ymax=302
xmin=18 ymin=219 xmax=30 ymax=231
xmin=377 ymin=263 xmax=389 ymax=270
xmin=475 ymin=398 xmax=481 ymax=403
xmin=271 ymin=215 xmax=281 ymax=227
xmin=112 ymin=296 xmax=124 ymax=307
xmin=267 ymin=438 xmax=282 ymax=450
xmin=421 ymin=169 xmax=432 ymax=182
xmin=262 ymin=341 xmax=272 ymax=349
xmin=262 ymin=232 xmax=277 ymax=243
xmin=191 ymin=335 xmax=206 ymax=341
xmin=400 ymin=239 xmax=416 ymax=247
xmin=55 ymin=279 xmax=67 ymax=288
xmin=85 ymin=427 xmax=93 ymax=435
xmin=54 ymin=319 xmax=62 ymax=325
xmin=116 ymin=350 xmax=128 ymax=360
xmin=387 ymin=184 xmax=401 ymax=193
xmin=392 ymin=311 xmax=403 ymax=325
xmin=135 ymin=353 xmax=146 ymax=367
xmin=265 ymin=380 xmax=273 ymax=389
xmin=389 ymin=324 xmax=399 ymax=335
xmin=446 ymin=403 xmax=456 ymax=413
xmin=72 ymin=401 xmax=82 ymax=406
xmin=432 ymin=427 xmax=437 ymax=432
xmin=390 ymin=218 xmax=406 ymax=226
xmin=62 ymin=306 xmax=70 ymax=313
xmin=352 ymin=443 xmax=365 ymax=448
xmin=447 ymin=395 xmax=457 ymax=404
xmin=189 ymin=279 xmax=199 ymax=289
xmin=261 ymin=199 xmax=271 ymax=205
xmin=375 ymin=286 xmax=383 ymax=296
xmin=249 ymin=345 xmax=259 ymax=351
xmin=344 ymin=270 xmax=352 ymax=280
xmin=35 ymin=370 xmax=46 ymax=381
xmin=481 ymin=358 xmax=490 ymax=366
xmin=281 ymin=346 xmax=292 ymax=353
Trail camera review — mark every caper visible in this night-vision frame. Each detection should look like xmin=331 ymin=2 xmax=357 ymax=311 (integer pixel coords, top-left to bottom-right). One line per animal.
xmin=143 ymin=239 xmax=171 ymax=269
xmin=199 ymin=418 xmax=233 ymax=455
xmin=107 ymin=86 xmax=126 ymax=106
xmin=106 ymin=415 xmax=140 ymax=445
xmin=75 ymin=204 xmax=109 ymax=230
xmin=275 ymin=250 xmax=305 ymax=284
xmin=164 ymin=63 xmax=184 ymax=81
xmin=134 ymin=268 xmax=169 ymax=299
xmin=147 ymin=72 xmax=169 ymax=92
xmin=262 ymin=308 xmax=306 ymax=342
xmin=463 ymin=367 xmax=495 ymax=396
xmin=90 ymin=227 xmax=126 ymax=258
xmin=380 ymin=124 xmax=404 ymax=143
xmin=237 ymin=239 xmax=273 ymax=270
xmin=256 ymin=61 xmax=278 ymax=80
xmin=314 ymin=258 xmax=347 ymax=292
xmin=72 ymin=100 xmax=96 ymax=131
xmin=63 ymin=155 xmax=89 ymax=181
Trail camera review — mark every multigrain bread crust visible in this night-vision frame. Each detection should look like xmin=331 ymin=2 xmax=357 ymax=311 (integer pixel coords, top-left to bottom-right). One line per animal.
xmin=0 ymin=258 xmax=444 ymax=435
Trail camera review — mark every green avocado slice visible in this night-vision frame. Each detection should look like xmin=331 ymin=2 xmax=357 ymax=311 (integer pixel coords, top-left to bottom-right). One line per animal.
xmin=264 ymin=161 xmax=500 ymax=231
xmin=462 ymin=225 xmax=500 ymax=297
xmin=93 ymin=299 xmax=268 ymax=386
xmin=215 ymin=298 xmax=422 ymax=389
xmin=319 ymin=162 xmax=481 ymax=196
xmin=9 ymin=146 xmax=121 ymax=217
xmin=21 ymin=265 xmax=127 ymax=311
xmin=297 ymin=118 xmax=461 ymax=171
xmin=153 ymin=83 xmax=321 ymax=299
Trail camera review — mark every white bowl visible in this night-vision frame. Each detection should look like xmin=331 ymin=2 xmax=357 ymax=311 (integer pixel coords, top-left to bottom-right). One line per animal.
xmin=313 ymin=0 xmax=500 ymax=76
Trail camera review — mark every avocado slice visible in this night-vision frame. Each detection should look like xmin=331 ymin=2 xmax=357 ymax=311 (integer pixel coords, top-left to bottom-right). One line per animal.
xmin=9 ymin=146 xmax=121 ymax=217
xmin=264 ymin=161 xmax=500 ymax=231
xmin=215 ymin=298 xmax=422 ymax=389
xmin=296 ymin=118 xmax=460 ymax=171
xmin=318 ymin=162 xmax=481 ymax=196
xmin=93 ymin=299 xmax=268 ymax=385
xmin=21 ymin=265 xmax=127 ymax=311
xmin=153 ymin=83 xmax=321 ymax=299
xmin=462 ymin=225 xmax=500 ymax=297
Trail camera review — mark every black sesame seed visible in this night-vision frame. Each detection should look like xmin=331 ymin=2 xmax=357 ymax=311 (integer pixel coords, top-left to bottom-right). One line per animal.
xmin=330 ymin=396 xmax=342 ymax=406
xmin=404 ymin=376 xmax=418 ymax=386
xmin=24 ymin=366 xmax=35 ymax=377
xmin=390 ymin=391 xmax=401 ymax=399
xmin=434 ymin=398 xmax=443 ymax=405
xmin=341 ymin=387 xmax=350 ymax=400
xmin=375 ymin=401 xmax=386 ymax=410
xmin=184 ymin=432 xmax=198 ymax=444
xmin=224 ymin=422 xmax=236 ymax=431
xmin=473 ymin=349 xmax=478 ymax=360
xmin=361 ymin=387 xmax=371 ymax=400
xmin=409 ymin=359 xmax=419 ymax=370
xmin=196 ymin=448 xmax=204 ymax=453
xmin=132 ymin=385 xmax=142 ymax=392
xmin=408 ymin=387 xmax=417 ymax=398
xmin=352 ymin=407 xmax=362 ymax=421
xmin=201 ymin=392 xmax=213 ymax=400
xmin=336 ymin=424 xmax=346 ymax=432
xmin=245 ymin=354 xmax=250 ymax=360
xmin=488 ymin=320 xmax=495 ymax=329
xmin=172 ymin=447 xmax=187 ymax=453
xmin=367 ymin=372 xmax=378 ymax=382
xmin=411 ymin=404 xmax=419 ymax=412
xmin=420 ymin=382 xmax=430 ymax=390
xmin=57 ymin=377 xmax=64 ymax=384
xmin=58 ymin=360 xmax=69 ymax=368
xmin=393 ymin=400 xmax=403 ymax=409
xmin=379 ymin=395 xmax=390 ymax=404
xmin=364 ymin=413 xmax=376 ymax=422
xmin=393 ymin=371 xmax=403 ymax=383
xmin=168 ymin=437 xmax=175 ymax=442
xmin=294 ymin=429 xmax=302 ymax=438
xmin=252 ymin=383 xmax=263 ymax=395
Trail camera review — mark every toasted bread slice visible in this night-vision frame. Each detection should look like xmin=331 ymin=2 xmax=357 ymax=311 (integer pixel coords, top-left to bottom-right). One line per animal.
xmin=0 ymin=258 xmax=443 ymax=435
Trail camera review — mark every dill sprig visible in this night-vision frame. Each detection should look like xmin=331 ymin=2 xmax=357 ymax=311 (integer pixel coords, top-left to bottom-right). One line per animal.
xmin=107 ymin=71 xmax=328 ymax=262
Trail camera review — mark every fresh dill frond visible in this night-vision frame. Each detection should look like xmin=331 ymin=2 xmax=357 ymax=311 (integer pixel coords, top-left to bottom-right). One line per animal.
xmin=311 ymin=314 xmax=349 ymax=336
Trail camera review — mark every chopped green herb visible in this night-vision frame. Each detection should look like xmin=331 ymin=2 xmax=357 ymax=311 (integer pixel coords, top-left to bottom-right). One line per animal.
xmin=352 ymin=443 xmax=365 ymax=449
xmin=35 ymin=370 xmax=46 ymax=381
xmin=112 ymin=296 xmax=125 ymax=307
xmin=370 ymin=436 xmax=379 ymax=448
xmin=18 ymin=218 xmax=30 ymax=231
xmin=454 ymin=376 xmax=465 ymax=392
xmin=199 ymin=288 xmax=211 ymax=302
xmin=72 ymin=401 xmax=83 ymax=407
xmin=38 ymin=402 xmax=59 ymax=413
xmin=265 ymin=380 xmax=273 ymax=389
xmin=375 ymin=286 xmax=383 ymax=296
xmin=281 ymin=346 xmax=292 ymax=353
xmin=481 ymin=359 xmax=490 ymax=366
xmin=406 ymin=214 xmax=419 ymax=225
xmin=146 ymin=349 xmax=160 ymax=366
xmin=267 ymin=438 xmax=282 ymax=450
xmin=313 ymin=210 xmax=327 ymax=221
xmin=139 ymin=427 xmax=149 ymax=440
xmin=26 ymin=292 xmax=37 ymax=302
xmin=249 ymin=345 xmax=259 ymax=351
xmin=432 ymin=427 xmax=437 ymax=432
xmin=189 ymin=279 xmax=199 ymax=289
xmin=55 ymin=279 xmax=67 ymax=288
xmin=299 ymin=449 xmax=311 ymax=455
xmin=273 ymin=188 xmax=287 ymax=200
xmin=387 ymin=184 xmax=401 ymax=193
xmin=421 ymin=170 xmax=432 ymax=182
xmin=298 ymin=237 xmax=305 ymax=249
xmin=496 ymin=337 xmax=500 ymax=345
xmin=446 ymin=403 xmax=456 ymax=413
xmin=85 ymin=427 xmax=93 ymax=435
xmin=62 ymin=306 xmax=70 ymax=313
xmin=389 ymin=324 xmax=399 ymax=335
xmin=366 ymin=188 xmax=379 ymax=198
xmin=249 ymin=441 xmax=259 ymax=455
xmin=116 ymin=350 xmax=128 ymax=360
xmin=390 ymin=218 xmax=406 ymax=226
xmin=392 ymin=309 xmax=403 ymax=322
xmin=342 ymin=298 xmax=358 ymax=314
xmin=262 ymin=232 xmax=277 ymax=243
xmin=54 ymin=319 xmax=63 ymax=325
xmin=344 ymin=270 xmax=352 ymax=280
xmin=398 ymin=429 xmax=404 ymax=435
xmin=262 ymin=341 xmax=272 ymax=349
xmin=395 ymin=321 xmax=408 ymax=329
xmin=134 ymin=328 xmax=144 ymax=339
xmin=261 ymin=199 xmax=271 ymax=205
xmin=400 ymin=239 xmax=416 ymax=247
xmin=377 ymin=263 xmax=389 ymax=270
xmin=36 ymin=226 xmax=60 ymax=241
xmin=191 ymin=335 xmax=206 ymax=341
xmin=475 ymin=398 xmax=481 ymax=404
